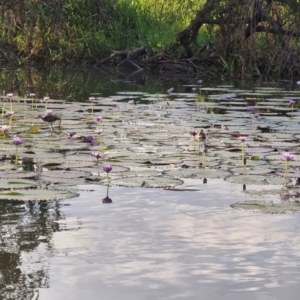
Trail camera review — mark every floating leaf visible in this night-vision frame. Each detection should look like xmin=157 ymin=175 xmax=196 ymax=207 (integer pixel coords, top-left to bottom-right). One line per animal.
xmin=27 ymin=125 xmax=39 ymax=133
xmin=231 ymin=200 xmax=300 ymax=214
xmin=111 ymin=176 xmax=183 ymax=188
xmin=0 ymin=189 xmax=78 ymax=201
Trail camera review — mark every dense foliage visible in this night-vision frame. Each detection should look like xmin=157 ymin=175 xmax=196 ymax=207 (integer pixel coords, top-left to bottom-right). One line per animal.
xmin=1 ymin=0 xmax=300 ymax=77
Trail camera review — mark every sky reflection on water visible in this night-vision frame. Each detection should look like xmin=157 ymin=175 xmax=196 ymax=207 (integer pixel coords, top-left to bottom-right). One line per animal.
xmin=35 ymin=181 xmax=300 ymax=300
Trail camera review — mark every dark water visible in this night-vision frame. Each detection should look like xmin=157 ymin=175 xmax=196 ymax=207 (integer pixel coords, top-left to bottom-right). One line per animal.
xmin=1 ymin=67 xmax=300 ymax=300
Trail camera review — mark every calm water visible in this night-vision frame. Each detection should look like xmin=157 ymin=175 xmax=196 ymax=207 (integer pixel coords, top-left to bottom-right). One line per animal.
xmin=1 ymin=67 xmax=300 ymax=299
xmin=1 ymin=180 xmax=300 ymax=300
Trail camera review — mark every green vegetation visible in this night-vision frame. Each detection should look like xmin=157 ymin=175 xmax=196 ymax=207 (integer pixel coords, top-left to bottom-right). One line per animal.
xmin=1 ymin=0 xmax=300 ymax=77
xmin=0 ymin=0 xmax=204 ymax=63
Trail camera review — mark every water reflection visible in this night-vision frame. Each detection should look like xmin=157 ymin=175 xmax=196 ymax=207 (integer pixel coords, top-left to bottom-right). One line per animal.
xmin=36 ymin=183 xmax=300 ymax=300
xmin=0 ymin=66 xmax=180 ymax=102
xmin=0 ymin=200 xmax=64 ymax=299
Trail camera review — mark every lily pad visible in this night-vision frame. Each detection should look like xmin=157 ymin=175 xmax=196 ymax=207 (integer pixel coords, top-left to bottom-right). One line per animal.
xmin=0 ymin=189 xmax=79 ymax=201
xmin=163 ymin=168 xmax=231 ymax=179
xmin=0 ymin=178 xmax=39 ymax=189
xmin=231 ymin=200 xmax=300 ymax=214
xmin=225 ymin=174 xmax=289 ymax=185
xmin=110 ymin=176 xmax=183 ymax=188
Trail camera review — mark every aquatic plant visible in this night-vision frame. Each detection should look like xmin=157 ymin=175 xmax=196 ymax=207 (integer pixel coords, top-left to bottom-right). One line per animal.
xmin=89 ymin=97 xmax=96 ymax=115
xmin=102 ymin=164 xmax=113 ymax=203
xmin=91 ymin=151 xmax=102 ymax=163
xmin=6 ymin=111 xmax=14 ymax=127
xmin=253 ymin=113 xmax=260 ymax=128
xmin=12 ymin=136 xmax=24 ymax=164
xmin=6 ymin=93 xmax=13 ymax=111
xmin=1 ymin=98 xmax=8 ymax=117
xmin=94 ymin=128 xmax=104 ymax=153
xmin=66 ymin=132 xmax=77 ymax=138
xmin=282 ymin=152 xmax=295 ymax=179
xmin=94 ymin=116 xmax=102 ymax=129
xmin=202 ymin=146 xmax=208 ymax=168
xmin=111 ymin=102 xmax=118 ymax=121
xmin=128 ymin=100 xmax=135 ymax=109
xmin=85 ymin=135 xmax=96 ymax=145
xmin=43 ymin=96 xmax=50 ymax=109
xmin=29 ymin=93 xmax=36 ymax=110
xmin=198 ymin=80 xmax=202 ymax=95
xmin=189 ymin=129 xmax=197 ymax=151
xmin=0 ymin=125 xmax=10 ymax=138
xmin=238 ymin=136 xmax=247 ymax=174
xmin=289 ymin=100 xmax=296 ymax=115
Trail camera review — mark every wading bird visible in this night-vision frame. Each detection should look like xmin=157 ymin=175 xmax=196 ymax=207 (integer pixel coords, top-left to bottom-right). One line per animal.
xmin=37 ymin=114 xmax=61 ymax=132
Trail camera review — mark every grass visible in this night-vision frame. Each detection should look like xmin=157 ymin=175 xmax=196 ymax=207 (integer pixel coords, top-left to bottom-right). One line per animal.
xmin=1 ymin=0 xmax=300 ymax=77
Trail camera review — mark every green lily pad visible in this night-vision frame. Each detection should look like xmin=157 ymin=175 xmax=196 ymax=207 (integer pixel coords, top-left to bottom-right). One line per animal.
xmin=110 ymin=176 xmax=183 ymax=188
xmin=0 ymin=189 xmax=79 ymax=201
xmin=0 ymin=178 xmax=39 ymax=189
xmin=163 ymin=168 xmax=231 ymax=179
xmin=231 ymin=200 xmax=300 ymax=214
xmin=225 ymin=174 xmax=289 ymax=185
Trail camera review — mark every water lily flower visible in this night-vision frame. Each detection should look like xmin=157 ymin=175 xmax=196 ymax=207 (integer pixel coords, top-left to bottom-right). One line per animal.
xmin=289 ymin=100 xmax=296 ymax=105
xmin=246 ymin=106 xmax=255 ymax=111
xmin=102 ymin=164 xmax=113 ymax=198
xmin=92 ymin=151 xmax=102 ymax=161
xmin=1 ymin=125 xmax=10 ymax=137
xmin=89 ymin=97 xmax=96 ymax=115
xmin=12 ymin=136 xmax=24 ymax=146
xmin=66 ymin=132 xmax=76 ymax=138
xmin=111 ymin=102 xmax=118 ymax=121
xmin=198 ymin=80 xmax=203 ymax=84
xmin=238 ymin=136 xmax=248 ymax=172
xmin=29 ymin=93 xmax=36 ymax=98
xmin=6 ymin=93 xmax=14 ymax=110
xmin=12 ymin=135 xmax=23 ymax=164
xmin=102 ymin=164 xmax=113 ymax=173
xmin=189 ymin=129 xmax=197 ymax=136
xmin=6 ymin=111 xmax=14 ymax=127
xmin=189 ymin=129 xmax=197 ymax=151
xmin=254 ymin=113 xmax=260 ymax=118
xmin=1 ymin=125 xmax=10 ymax=133
xmin=282 ymin=152 xmax=296 ymax=179
xmin=85 ymin=135 xmax=96 ymax=145
xmin=2 ymin=98 xmax=9 ymax=103
xmin=192 ymin=87 xmax=197 ymax=92
xmin=128 ymin=100 xmax=134 ymax=105
xmin=296 ymin=81 xmax=300 ymax=86
xmin=94 ymin=128 xmax=103 ymax=135
xmin=282 ymin=152 xmax=295 ymax=161
xmin=94 ymin=116 xmax=102 ymax=122
xmin=6 ymin=111 xmax=14 ymax=117
xmin=238 ymin=136 xmax=247 ymax=142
